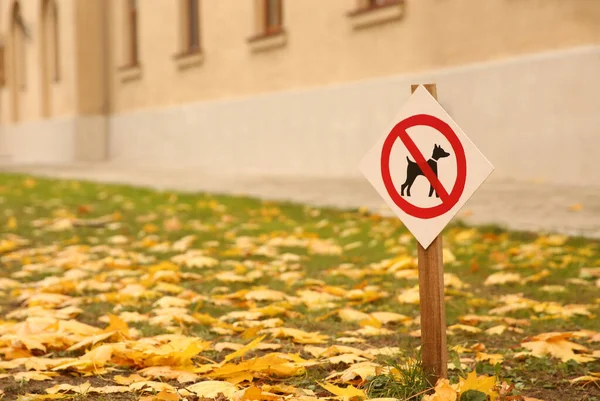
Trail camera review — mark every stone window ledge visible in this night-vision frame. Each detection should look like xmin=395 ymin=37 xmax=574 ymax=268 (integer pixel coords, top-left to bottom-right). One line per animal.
xmin=117 ymin=64 xmax=142 ymax=82
xmin=173 ymin=49 xmax=204 ymax=70
xmin=247 ymin=30 xmax=287 ymax=53
xmin=348 ymin=1 xmax=405 ymax=29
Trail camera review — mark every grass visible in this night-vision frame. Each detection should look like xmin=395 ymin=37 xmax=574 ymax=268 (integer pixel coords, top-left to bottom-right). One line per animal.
xmin=366 ymin=358 xmax=431 ymax=400
xmin=0 ymin=173 xmax=599 ymax=400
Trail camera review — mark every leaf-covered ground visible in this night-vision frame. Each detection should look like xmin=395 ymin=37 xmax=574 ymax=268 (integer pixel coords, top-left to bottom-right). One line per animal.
xmin=0 ymin=174 xmax=599 ymax=401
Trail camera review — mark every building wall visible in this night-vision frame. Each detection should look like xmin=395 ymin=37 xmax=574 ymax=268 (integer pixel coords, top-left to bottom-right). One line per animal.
xmin=0 ymin=0 xmax=599 ymax=187
xmin=109 ymin=0 xmax=600 ymax=113
xmin=108 ymin=45 xmax=600 ymax=186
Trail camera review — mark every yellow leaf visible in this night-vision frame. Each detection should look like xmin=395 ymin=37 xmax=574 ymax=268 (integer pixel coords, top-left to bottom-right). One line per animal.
xmin=113 ymin=374 xmax=146 ymax=385
xmin=163 ymin=217 xmax=182 ymax=232
xmin=371 ymin=312 xmax=409 ymax=325
xmin=338 ymin=308 xmax=370 ymax=323
xmin=397 ymin=286 xmax=420 ymax=304
xmin=422 ymin=378 xmax=457 ymax=401
xmin=457 ymin=371 xmax=498 ymax=401
xmin=24 ymin=178 xmax=37 ymax=188
xmin=241 ymin=386 xmax=262 ymax=400
xmin=187 ymin=381 xmax=237 ymax=398
xmin=129 ymin=381 xmax=177 ymax=393
xmin=46 ymin=381 xmax=92 ymax=395
xmin=447 ymin=324 xmax=483 ymax=334
xmin=328 ymin=354 xmax=368 ymax=364
xmin=266 ymin=327 xmax=329 ymax=344
xmin=359 ymin=316 xmax=381 ymax=329
xmin=521 ymin=332 xmax=595 ymax=363
xmin=242 ymin=326 xmax=263 ymax=340
xmin=485 ymin=325 xmax=507 ymax=335
xmin=153 ymin=390 xmax=181 ymax=401
xmin=318 ymin=382 xmax=365 ymax=400
xmin=223 ymin=335 xmax=266 ymax=362
xmin=245 ymin=289 xmax=287 ymax=302
xmin=7 ymin=216 xmax=17 ymax=230
xmin=484 ymin=272 xmax=522 ymax=286
xmin=475 ymin=352 xmax=504 ymax=365
xmin=13 ymin=371 xmax=57 ymax=382
xmin=570 ymin=372 xmax=600 ymax=385
xmin=143 ymin=223 xmax=159 ymax=233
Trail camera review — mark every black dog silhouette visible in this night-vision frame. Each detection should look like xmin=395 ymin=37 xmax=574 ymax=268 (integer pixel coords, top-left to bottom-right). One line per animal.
xmin=400 ymin=144 xmax=450 ymax=198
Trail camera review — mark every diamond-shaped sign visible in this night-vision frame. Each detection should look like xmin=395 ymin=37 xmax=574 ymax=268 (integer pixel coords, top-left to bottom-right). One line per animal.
xmin=360 ymin=85 xmax=494 ymax=248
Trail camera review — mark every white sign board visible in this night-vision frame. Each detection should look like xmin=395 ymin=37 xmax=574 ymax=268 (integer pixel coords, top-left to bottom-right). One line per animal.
xmin=360 ymin=85 xmax=494 ymax=249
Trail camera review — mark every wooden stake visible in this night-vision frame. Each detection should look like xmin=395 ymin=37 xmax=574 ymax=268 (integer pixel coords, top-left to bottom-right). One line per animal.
xmin=410 ymin=83 xmax=448 ymax=384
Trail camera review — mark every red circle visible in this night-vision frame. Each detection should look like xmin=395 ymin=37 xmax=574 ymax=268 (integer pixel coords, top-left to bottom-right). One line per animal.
xmin=380 ymin=114 xmax=467 ymax=219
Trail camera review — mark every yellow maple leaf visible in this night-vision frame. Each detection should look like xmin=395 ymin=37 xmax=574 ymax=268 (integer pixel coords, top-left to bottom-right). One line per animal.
xmin=457 ymin=371 xmax=498 ymax=401
xmin=521 ymin=332 xmax=595 ymax=363
xmin=422 ymin=378 xmax=457 ymax=401
xmin=318 ymin=382 xmax=365 ymax=400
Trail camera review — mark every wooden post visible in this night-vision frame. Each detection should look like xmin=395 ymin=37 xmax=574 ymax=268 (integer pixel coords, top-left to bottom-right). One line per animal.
xmin=411 ymin=83 xmax=448 ymax=384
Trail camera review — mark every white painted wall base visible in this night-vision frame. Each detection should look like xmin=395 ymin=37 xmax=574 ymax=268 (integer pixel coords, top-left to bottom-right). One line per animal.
xmin=1 ymin=117 xmax=77 ymax=164
xmin=0 ymin=116 xmax=108 ymax=164
xmin=108 ymin=45 xmax=600 ymax=187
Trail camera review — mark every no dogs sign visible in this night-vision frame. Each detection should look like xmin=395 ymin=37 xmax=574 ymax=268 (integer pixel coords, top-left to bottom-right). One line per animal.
xmin=360 ymin=85 xmax=494 ymax=249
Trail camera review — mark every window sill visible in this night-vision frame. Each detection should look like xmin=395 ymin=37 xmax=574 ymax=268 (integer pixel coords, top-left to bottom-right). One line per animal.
xmin=348 ymin=1 xmax=405 ymax=29
xmin=247 ymin=30 xmax=287 ymax=53
xmin=117 ymin=64 xmax=142 ymax=82
xmin=173 ymin=49 xmax=204 ymax=70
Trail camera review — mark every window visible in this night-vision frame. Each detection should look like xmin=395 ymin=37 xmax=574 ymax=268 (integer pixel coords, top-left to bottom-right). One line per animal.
xmin=368 ymin=0 xmax=399 ymax=7
xmin=247 ymin=0 xmax=286 ymax=51
xmin=42 ymin=0 xmax=60 ymax=82
xmin=264 ymin=0 xmax=283 ymax=35
xmin=348 ymin=0 xmax=404 ymax=26
xmin=126 ymin=0 xmax=139 ymax=66
xmin=0 ymin=45 xmax=5 ymax=87
xmin=184 ymin=0 xmax=200 ymax=53
xmin=11 ymin=2 xmax=27 ymax=90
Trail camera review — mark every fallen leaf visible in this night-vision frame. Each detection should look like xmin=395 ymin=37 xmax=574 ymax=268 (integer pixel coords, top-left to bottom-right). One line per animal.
xmin=457 ymin=371 xmax=498 ymax=401
xmin=318 ymin=382 xmax=365 ymax=400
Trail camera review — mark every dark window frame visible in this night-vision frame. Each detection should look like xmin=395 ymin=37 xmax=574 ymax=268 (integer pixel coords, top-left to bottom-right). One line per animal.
xmin=264 ymin=0 xmax=283 ymax=35
xmin=128 ymin=0 xmax=139 ymax=67
xmin=185 ymin=0 xmax=201 ymax=53
xmin=348 ymin=0 xmax=402 ymax=16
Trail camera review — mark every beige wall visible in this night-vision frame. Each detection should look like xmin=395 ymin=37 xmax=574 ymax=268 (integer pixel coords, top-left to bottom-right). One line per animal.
xmin=0 ymin=0 xmax=77 ymax=124
xmin=1 ymin=0 xmax=600 ymax=184
xmin=1 ymin=0 xmax=599 ymax=121
xmin=110 ymin=0 xmax=600 ymax=113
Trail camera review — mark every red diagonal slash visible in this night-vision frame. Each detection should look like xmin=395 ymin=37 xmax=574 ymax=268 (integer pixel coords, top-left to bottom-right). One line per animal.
xmin=398 ymin=130 xmax=449 ymax=201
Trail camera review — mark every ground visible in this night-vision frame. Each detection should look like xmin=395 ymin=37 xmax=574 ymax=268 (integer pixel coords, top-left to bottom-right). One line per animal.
xmin=0 ymin=173 xmax=599 ymax=401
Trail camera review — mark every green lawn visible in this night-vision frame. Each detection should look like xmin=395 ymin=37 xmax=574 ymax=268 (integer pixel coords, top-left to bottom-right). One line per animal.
xmin=0 ymin=173 xmax=598 ymax=401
